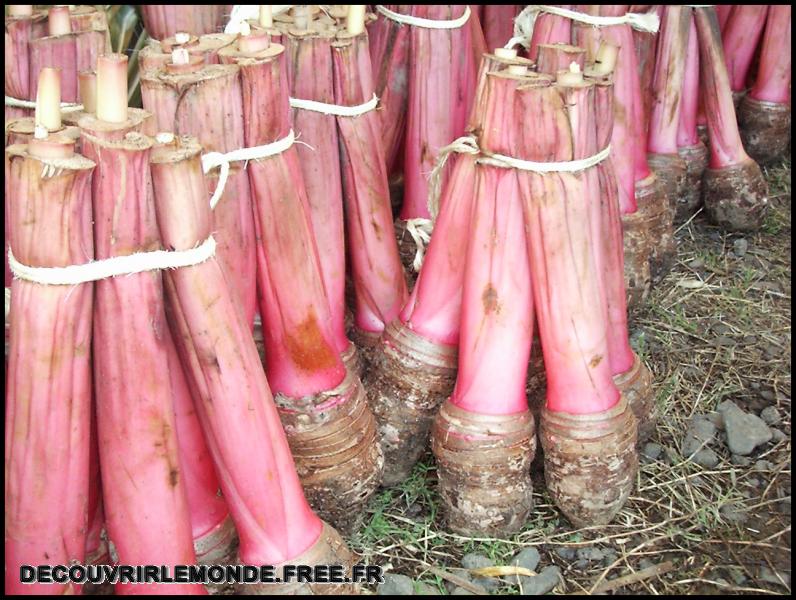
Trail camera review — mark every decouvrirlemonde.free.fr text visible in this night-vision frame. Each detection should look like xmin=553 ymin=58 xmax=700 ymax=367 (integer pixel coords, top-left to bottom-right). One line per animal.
xmin=20 ymin=564 xmax=385 ymax=586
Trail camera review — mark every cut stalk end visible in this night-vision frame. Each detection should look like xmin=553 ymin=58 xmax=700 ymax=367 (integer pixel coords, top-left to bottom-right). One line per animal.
xmin=494 ymin=47 xmax=518 ymax=59
xmin=556 ymin=62 xmax=583 ymax=86
xmin=594 ymin=41 xmax=619 ymax=75
xmin=346 ymin=5 xmax=366 ymax=35
xmin=259 ymin=5 xmax=273 ymax=28
xmin=96 ymin=54 xmax=128 ymax=124
xmin=8 ymin=5 xmax=33 ymax=17
xmin=238 ymin=30 xmax=270 ymax=54
xmin=28 ymin=133 xmax=76 ymax=159
xmin=35 ymin=67 xmax=62 ymax=132
xmin=47 ymin=5 xmax=72 ymax=36
xmin=78 ymin=70 xmax=97 ymax=114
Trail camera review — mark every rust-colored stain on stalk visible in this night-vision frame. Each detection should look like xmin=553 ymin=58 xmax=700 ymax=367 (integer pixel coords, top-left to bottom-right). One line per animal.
xmin=589 ymin=354 xmax=603 ymax=368
xmin=482 ymin=284 xmax=500 ymax=314
xmin=284 ymin=311 xmax=338 ymax=371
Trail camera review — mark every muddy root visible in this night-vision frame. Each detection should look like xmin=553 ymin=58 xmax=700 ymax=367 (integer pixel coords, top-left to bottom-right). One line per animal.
xmin=703 ymin=159 xmax=769 ymax=232
xmin=431 ymin=400 xmax=536 ymax=537
xmin=275 ymin=369 xmax=384 ymax=534
xmin=621 ymin=210 xmax=653 ymax=310
xmin=540 ymin=396 xmax=639 ymax=527
xmin=614 ymin=353 xmax=656 ymax=443
xmin=739 ymin=97 xmax=791 ymax=166
xmin=362 ymin=319 xmax=457 ymax=487
xmin=235 ymin=522 xmax=358 ymax=595
xmin=636 ymin=173 xmax=676 ymax=283
xmin=677 ymin=141 xmax=709 ymax=221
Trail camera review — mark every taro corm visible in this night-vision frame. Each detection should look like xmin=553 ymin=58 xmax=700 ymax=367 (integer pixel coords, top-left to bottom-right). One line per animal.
xmin=432 ymin=67 xmax=537 ymax=537
xmin=515 ymin=66 xmax=638 ymax=528
xmin=739 ymin=5 xmax=792 ymax=165
xmin=694 ymin=6 xmax=768 ymax=232
xmin=646 ymin=7 xmax=689 ymax=228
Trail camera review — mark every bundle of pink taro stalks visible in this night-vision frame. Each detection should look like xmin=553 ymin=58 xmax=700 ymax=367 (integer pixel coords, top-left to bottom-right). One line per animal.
xmin=141 ymin=5 xmax=231 ymax=41
xmin=217 ymin=24 xmax=384 ymax=534
xmin=428 ymin=46 xmax=643 ymax=534
xmin=5 ymin=50 xmax=360 ymax=596
xmin=518 ymin=5 xmax=662 ymax=305
xmin=368 ymin=5 xmax=477 ymax=284
xmin=361 ymin=44 xmax=533 ymax=487
xmin=5 ymin=4 xmax=109 ymax=120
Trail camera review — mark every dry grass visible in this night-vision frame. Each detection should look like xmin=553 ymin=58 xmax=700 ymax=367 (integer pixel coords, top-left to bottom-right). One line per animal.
xmin=349 ymin=154 xmax=791 ymax=595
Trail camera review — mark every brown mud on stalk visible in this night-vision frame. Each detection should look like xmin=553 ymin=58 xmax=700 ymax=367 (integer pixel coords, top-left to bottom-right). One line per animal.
xmin=540 ymin=396 xmax=638 ymax=527
xmin=614 ymin=353 xmax=656 ymax=442
xmin=284 ymin=311 xmax=340 ymax=373
xmin=703 ymin=160 xmax=769 ymax=232
xmin=364 ymin=321 xmax=458 ymax=486
xmin=432 ymin=401 xmax=536 ymax=537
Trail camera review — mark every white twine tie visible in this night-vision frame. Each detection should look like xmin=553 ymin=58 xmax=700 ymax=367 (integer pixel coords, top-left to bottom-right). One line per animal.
xmin=477 ymin=145 xmax=611 ymax=173
xmin=202 ymin=129 xmax=296 ymax=210
xmin=5 ymin=95 xmax=84 ymax=112
xmin=506 ymin=6 xmax=660 ymax=50
xmin=289 ymin=94 xmax=379 ymax=117
xmin=375 ymin=5 xmax=471 ymax=29
xmin=8 ymin=237 xmax=217 ymax=286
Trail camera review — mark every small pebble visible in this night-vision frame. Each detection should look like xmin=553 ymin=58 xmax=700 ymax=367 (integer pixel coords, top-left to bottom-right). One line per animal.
xmin=575 ymin=559 xmax=589 ymax=569
xmin=519 ymin=565 xmax=561 ymax=596
xmin=729 ymin=569 xmax=748 ymax=586
xmin=731 ymin=454 xmax=751 ymax=467
xmin=719 ymin=401 xmax=772 ymax=456
xmin=638 ymin=559 xmax=655 ymax=570
xmin=415 ymin=582 xmax=442 ymax=595
xmin=378 ymin=573 xmax=415 ymax=596
xmin=555 ymin=547 xmax=576 ymax=561
xmin=760 ymin=406 xmax=781 ymax=426
xmin=462 ymin=553 xmax=499 ymax=592
xmin=771 ymin=428 xmax=786 ymax=443
xmin=753 ymin=460 xmax=774 ymax=471
xmin=759 ymin=566 xmax=790 ymax=587
xmin=732 ymin=238 xmax=748 ymax=257
xmin=691 ymin=448 xmax=720 ymax=468
xmin=602 ymin=549 xmax=618 ymax=566
xmin=711 ymin=322 xmax=733 ymax=335
xmin=719 ymin=502 xmax=749 ymax=524
xmin=641 ymin=442 xmax=663 ymax=461
xmin=511 ymin=548 xmax=541 ymax=573
xmin=576 ymin=547 xmax=606 ymax=562
xmin=688 ymin=258 xmax=704 ymax=269
xmin=760 ymin=390 xmax=776 ymax=402
xmin=451 ymin=587 xmax=475 ymax=596
xmin=714 ymin=335 xmax=736 ymax=347
xmin=742 ymin=335 xmax=758 ymax=345
xmin=747 ymin=477 xmax=761 ymax=488
xmin=682 ymin=416 xmax=717 ymax=456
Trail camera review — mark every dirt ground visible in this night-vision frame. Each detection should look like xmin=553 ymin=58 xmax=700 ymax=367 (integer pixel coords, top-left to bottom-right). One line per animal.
xmin=351 ymin=154 xmax=791 ymax=595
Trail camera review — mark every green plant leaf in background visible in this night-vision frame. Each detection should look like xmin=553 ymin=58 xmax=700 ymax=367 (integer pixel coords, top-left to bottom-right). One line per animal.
xmin=104 ymin=5 xmax=148 ymax=107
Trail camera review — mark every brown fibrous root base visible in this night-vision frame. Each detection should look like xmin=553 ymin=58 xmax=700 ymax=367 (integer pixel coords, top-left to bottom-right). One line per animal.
xmin=276 ymin=369 xmax=384 ymax=534
xmin=540 ymin=396 xmax=639 ymax=527
xmin=647 ymin=152 xmax=687 ymax=226
xmin=235 ymin=522 xmax=357 ymax=595
xmin=362 ymin=319 xmax=457 ymax=487
xmin=677 ymin=141 xmax=709 ymax=222
xmin=636 ymin=173 xmax=676 ymax=284
xmin=621 ymin=210 xmax=653 ymax=310
xmin=431 ymin=400 xmax=536 ymax=537
xmin=738 ymin=97 xmax=791 ymax=166
xmin=613 ymin=352 xmax=656 ymax=443
xmin=702 ymin=158 xmax=769 ymax=232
